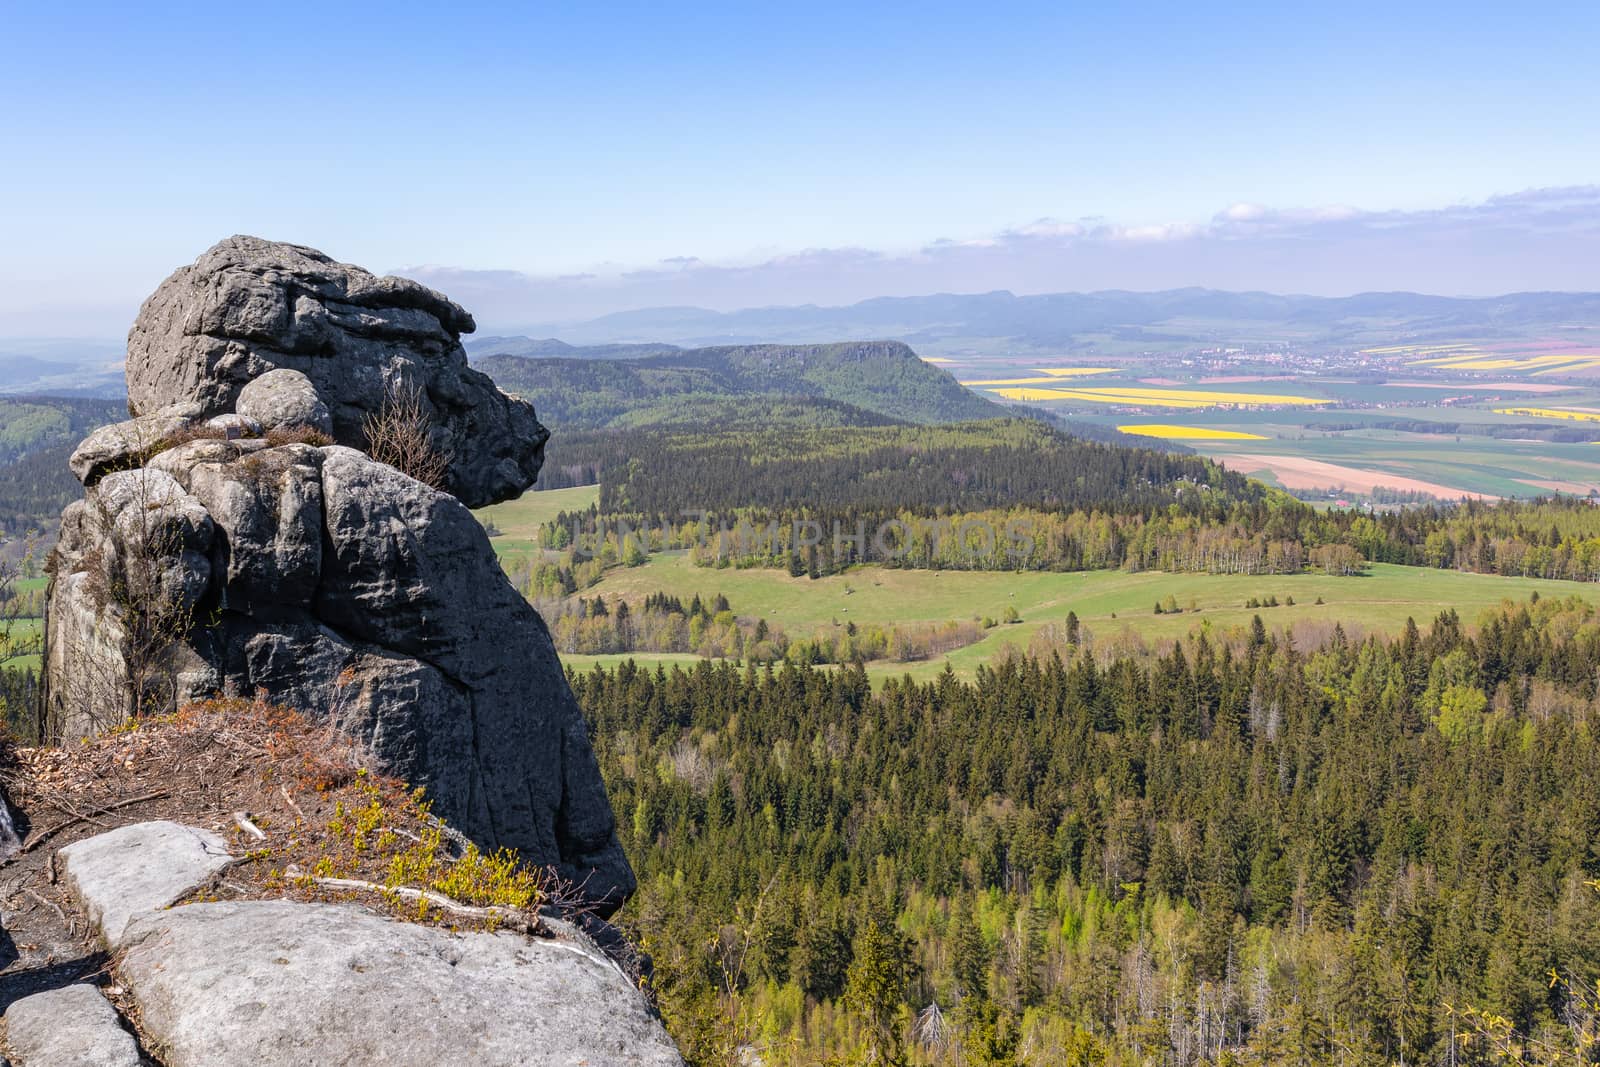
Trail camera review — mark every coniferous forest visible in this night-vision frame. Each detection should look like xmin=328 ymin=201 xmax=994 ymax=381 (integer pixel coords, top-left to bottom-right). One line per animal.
xmin=579 ymin=595 xmax=1600 ymax=1065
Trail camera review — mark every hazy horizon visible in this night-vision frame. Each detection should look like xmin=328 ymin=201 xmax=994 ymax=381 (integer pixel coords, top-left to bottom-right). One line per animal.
xmin=9 ymin=242 xmax=1600 ymax=348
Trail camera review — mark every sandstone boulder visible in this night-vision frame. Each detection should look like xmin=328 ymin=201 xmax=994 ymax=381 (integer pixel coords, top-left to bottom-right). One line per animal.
xmin=57 ymin=820 xmax=233 ymax=946
xmin=45 ymin=442 xmax=632 ymax=910
xmin=52 ymin=821 xmax=680 ymax=1066
xmin=125 ymin=236 xmax=546 ymax=508
xmin=69 ymin=401 xmax=203 ymax=485
xmin=234 ymin=368 xmax=332 ymax=436
xmin=204 ymin=413 xmax=261 ymax=439
xmin=121 ymin=899 xmax=682 ymax=1067
xmin=3 ymin=984 xmax=142 ymax=1067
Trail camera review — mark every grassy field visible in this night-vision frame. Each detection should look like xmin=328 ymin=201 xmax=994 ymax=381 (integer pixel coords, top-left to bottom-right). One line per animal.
xmin=476 ymin=484 xmax=599 ymax=568
xmin=4 ymin=577 xmax=50 ymax=670
xmin=556 ymin=552 xmax=1600 ymax=683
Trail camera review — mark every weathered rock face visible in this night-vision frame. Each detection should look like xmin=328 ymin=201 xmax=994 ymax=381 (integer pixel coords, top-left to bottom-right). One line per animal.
xmin=125 ymin=235 xmax=546 ymax=508
xmin=44 ymin=238 xmax=633 ymax=913
xmin=236 ymin=367 xmax=333 ymax=436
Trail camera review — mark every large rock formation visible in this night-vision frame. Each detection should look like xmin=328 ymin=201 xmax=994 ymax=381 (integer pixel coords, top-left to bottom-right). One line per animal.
xmin=44 ymin=238 xmax=633 ymax=912
xmin=124 ymin=235 xmax=546 ymax=508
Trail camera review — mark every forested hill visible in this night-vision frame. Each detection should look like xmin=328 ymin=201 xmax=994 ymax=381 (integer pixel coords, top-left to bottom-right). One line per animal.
xmin=0 ymin=396 xmax=123 ymax=464
xmin=0 ymin=396 xmax=126 ymax=535
xmin=478 ymin=340 xmax=1006 ymax=429
xmin=540 ymin=418 xmax=1255 ymax=516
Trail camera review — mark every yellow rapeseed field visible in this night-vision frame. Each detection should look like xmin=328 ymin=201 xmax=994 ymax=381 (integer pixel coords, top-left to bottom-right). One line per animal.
xmin=1117 ymin=424 xmax=1269 ymax=440
xmin=960 ymin=367 xmax=1114 ymax=386
xmin=988 ymin=385 xmax=1327 ymax=408
xmin=1408 ymin=352 xmax=1600 ymax=373
xmin=1494 ymin=407 xmax=1600 ymax=423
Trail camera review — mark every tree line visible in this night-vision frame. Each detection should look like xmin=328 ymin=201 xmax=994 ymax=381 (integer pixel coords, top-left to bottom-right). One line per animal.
xmin=538 ymin=590 xmax=985 ymax=666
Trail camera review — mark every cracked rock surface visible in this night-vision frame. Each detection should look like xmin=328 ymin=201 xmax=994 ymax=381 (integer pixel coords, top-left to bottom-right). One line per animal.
xmin=119 ymin=899 xmax=682 ymax=1067
xmin=58 ymin=821 xmax=233 ymax=947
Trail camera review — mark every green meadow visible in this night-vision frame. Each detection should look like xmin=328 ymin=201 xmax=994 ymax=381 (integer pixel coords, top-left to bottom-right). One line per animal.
xmin=478 ymin=484 xmax=599 ymax=568
xmin=476 ymin=486 xmax=1600 ymax=682
xmin=558 ymin=551 xmax=1600 ymax=683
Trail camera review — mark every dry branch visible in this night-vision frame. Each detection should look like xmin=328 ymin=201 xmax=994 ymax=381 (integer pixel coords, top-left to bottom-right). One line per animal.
xmin=22 ymin=789 xmax=171 ymax=853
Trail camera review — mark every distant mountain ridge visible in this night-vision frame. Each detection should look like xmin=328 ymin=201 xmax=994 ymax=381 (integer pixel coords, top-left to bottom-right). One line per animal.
xmin=477 ymin=340 xmax=1006 ymax=429
xmin=464 ymin=335 xmax=682 ymax=361
xmin=516 ymin=287 xmax=1600 ymax=350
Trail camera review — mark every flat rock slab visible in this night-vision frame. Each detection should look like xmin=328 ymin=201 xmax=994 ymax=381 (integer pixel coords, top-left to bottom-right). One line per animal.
xmin=118 ymin=899 xmax=682 ymax=1067
xmin=58 ymin=821 xmax=232 ymax=947
xmin=4 ymin=983 xmax=142 ymax=1066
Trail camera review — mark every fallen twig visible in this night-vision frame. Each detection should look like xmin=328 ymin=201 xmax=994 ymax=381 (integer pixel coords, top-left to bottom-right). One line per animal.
xmin=35 ymin=794 xmax=111 ymax=830
xmin=278 ymin=785 xmax=306 ymax=823
xmin=282 ymin=865 xmax=543 ymax=937
xmin=378 ymin=825 xmax=422 ymax=844
xmin=21 ymin=790 xmax=171 ymax=853
xmin=23 ymin=887 xmax=66 ymax=926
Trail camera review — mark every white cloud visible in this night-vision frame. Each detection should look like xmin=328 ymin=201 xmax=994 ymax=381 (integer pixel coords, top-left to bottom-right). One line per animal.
xmin=1221 ymin=203 xmax=1267 ymax=221
xmin=398 ymin=186 xmax=1600 ymax=330
xmin=9 ymin=188 xmax=1597 ymax=338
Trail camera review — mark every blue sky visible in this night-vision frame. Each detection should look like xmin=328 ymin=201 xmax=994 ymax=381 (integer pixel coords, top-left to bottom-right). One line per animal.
xmin=3 ymin=0 xmax=1598 ymax=334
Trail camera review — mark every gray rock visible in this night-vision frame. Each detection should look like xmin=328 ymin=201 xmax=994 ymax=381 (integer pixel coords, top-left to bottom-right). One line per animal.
xmin=92 ymin=468 xmax=214 ymax=614
xmin=3 ymin=984 xmax=142 ymax=1067
xmin=184 ymin=445 xmax=323 ymax=617
xmin=43 ymin=468 xmax=221 ymax=734
xmin=312 ymin=448 xmax=632 ymax=905
xmin=145 ymin=437 xmax=264 ymax=485
xmin=0 ymin=786 xmax=19 ymax=863
xmin=41 ymin=569 xmax=135 ymax=739
xmin=117 ymin=900 xmax=682 ymax=1067
xmin=126 ymin=236 xmax=547 ymax=508
xmin=204 ymin=413 xmax=261 ymax=439
xmin=234 ymin=368 xmax=332 ymax=436
xmin=69 ymin=402 xmax=203 ymax=485
xmin=45 ymin=236 xmax=633 ymax=919
xmin=58 ymin=821 xmax=233 ymax=947
xmin=44 ymin=443 xmax=633 ymax=913
xmin=218 ymin=616 xmax=479 ymax=825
